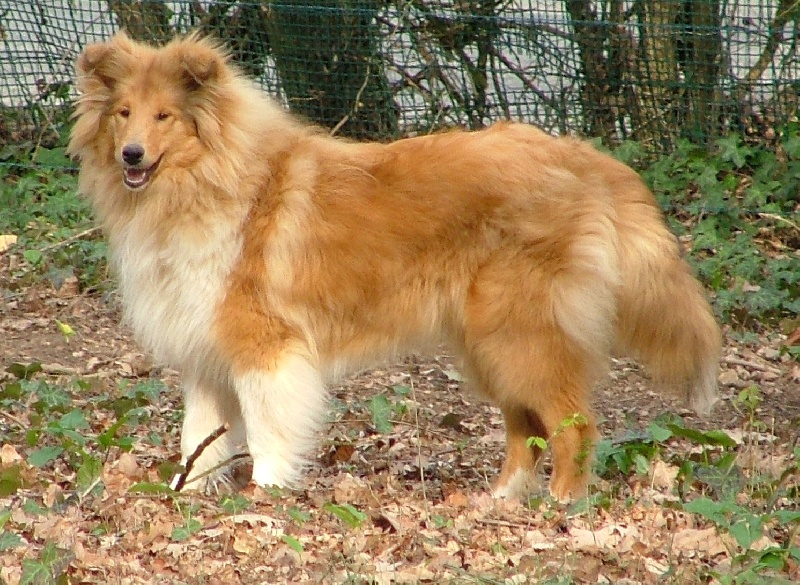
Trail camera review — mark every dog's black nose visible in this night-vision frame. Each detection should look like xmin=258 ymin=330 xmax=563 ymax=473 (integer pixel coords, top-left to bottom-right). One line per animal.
xmin=122 ymin=144 xmax=145 ymax=165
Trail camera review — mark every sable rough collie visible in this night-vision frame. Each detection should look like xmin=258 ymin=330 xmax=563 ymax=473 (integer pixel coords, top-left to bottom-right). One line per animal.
xmin=68 ymin=33 xmax=721 ymax=500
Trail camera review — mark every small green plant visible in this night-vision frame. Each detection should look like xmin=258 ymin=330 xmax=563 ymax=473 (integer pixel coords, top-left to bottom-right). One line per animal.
xmin=0 ymin=373 xmax=167 ymax=501
xmin=219 ymin=494 xmax=251 ymax=515
xmin=171 ymin=503 xmax=203 ymax=542
xmin=20 ymin=541 xmax=73 ymax=585
xmin=0 ymin=161 xmax=108 ymax=292
xmin=526 ymin=412 xmax=590 ymax=451
xmin=429 ymin=514 xmax=453 ymax=529
xmin=284 ymin=505 xmax=312 ymax=526
xmin=55 ymin=320 xmax=76 ymax=343
xmin=282 ymin=534 xmax=305 ymax=554
xmin=0 ymin=509 xmax=22 ymax=551
xmin=686 ymin=494 xmax=800 ymax=584
xmin=367 ymin=385 xmax=411 ymax=433
xmin=591 ymin=403 xmax=799 ymax=583
xmin=323 ymin=502 xmax=368 ymax=528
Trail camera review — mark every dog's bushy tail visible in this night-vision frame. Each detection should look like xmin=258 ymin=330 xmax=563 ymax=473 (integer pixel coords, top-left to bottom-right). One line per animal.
xmin=614 ymin=203 xmax=721 ymax=415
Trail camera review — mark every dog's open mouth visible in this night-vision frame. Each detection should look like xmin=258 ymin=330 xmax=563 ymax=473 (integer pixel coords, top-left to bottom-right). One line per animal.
xmin=123 ymin=156 xmax=162 ymax=190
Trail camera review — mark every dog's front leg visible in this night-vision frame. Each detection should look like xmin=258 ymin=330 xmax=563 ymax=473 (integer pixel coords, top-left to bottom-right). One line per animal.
xmin=233 ymin=353 xmax=327 ymax=489
xmin=173 ymin=376 xmax=246 ymax=492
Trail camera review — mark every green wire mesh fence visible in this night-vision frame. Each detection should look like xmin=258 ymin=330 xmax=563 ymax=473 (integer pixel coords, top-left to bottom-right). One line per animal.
xmin=1 ymin=0 xmax=799 ymax=168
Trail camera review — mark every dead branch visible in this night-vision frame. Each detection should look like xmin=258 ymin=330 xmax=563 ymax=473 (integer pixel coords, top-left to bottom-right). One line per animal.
xmin=172 ymin=423 xmax=229 ymax=492
xmin=39 ymin=226 xmax=102 ymax=252
xmin=757 ymin=212 xmax=800 ymax=234
xmin=180 ymin=453 xmax=251 ymax=490
xmin=721 ymin=356 xmax=783 ymax=375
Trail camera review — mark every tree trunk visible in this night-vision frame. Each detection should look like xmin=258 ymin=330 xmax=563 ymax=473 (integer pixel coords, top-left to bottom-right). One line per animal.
xmin=679 ymin=0 xmax=722 ymax=142
xmin=107 ymin=0 xmax=173 ymax=43
xmin=564 ymin=0 xmax=617 ymax=141
xmin=265 ymin=0 xmax=397 ymax=139
xmin=632 ymin=0 xmax=682 ymax=148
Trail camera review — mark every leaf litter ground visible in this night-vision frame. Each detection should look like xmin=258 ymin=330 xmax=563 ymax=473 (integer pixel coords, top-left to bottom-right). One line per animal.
xmin=1 ymin=278 xmax=798 ymax=584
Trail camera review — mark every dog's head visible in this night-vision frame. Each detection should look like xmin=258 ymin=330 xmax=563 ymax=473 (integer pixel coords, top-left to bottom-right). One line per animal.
xmin=69 ymin=32 xmax=231 ymax=192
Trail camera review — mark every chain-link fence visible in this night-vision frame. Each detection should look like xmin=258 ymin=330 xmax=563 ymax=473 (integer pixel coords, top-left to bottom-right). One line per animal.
xmin=2 ymin=1 xmax=799 ymax=167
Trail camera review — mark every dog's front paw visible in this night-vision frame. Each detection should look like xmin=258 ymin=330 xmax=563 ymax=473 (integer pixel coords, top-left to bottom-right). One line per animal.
xmin=170 ymin=458 xmax=250 ymax=494
xmin=250 ymin=455 xmax=299 ymax=490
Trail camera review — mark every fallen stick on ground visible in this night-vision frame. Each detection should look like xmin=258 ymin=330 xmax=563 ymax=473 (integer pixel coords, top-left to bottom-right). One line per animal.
xmin=172 ymin=423 xmax=229 ymax=492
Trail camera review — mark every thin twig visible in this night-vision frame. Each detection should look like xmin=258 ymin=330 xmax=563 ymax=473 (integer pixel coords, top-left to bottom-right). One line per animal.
xmin=172 ymin=423 xmax=229 ymax=492
xmin=181 ymin=452 xmax=250 ymax=489
xmin=41 ymin=363 xmax=82 ymax=376
xmin=487 ymin=45 xmax=558 ymax=109
xmin=0 ymin=410 xmax=29 ymax=428
xmin=39 ymin=226 xmax=102 ymax=252
xmin=330 ymin=64 xmax=372 ymax=137
xmin=410 ymin=378 xmax=430 ymax=521
xmin=721 ymin=356 xmax=782 ymax=375
xmin=757 ymin=212 xmax=800 ymax=234
xmin=345 ymin=417 xmax=454 ymax=440
xmin=476 ymin=517 xmax=531 ymax=529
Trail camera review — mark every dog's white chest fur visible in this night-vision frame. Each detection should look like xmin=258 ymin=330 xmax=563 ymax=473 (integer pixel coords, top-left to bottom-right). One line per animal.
xmin=112 ymin=214 xmax=243 ymax=374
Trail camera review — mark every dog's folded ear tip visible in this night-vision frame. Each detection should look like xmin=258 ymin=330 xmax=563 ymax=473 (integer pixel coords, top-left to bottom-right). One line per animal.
xmin=181 ymin=55 xmax=220 ymax=86
xmin=76 ymin=43 xmax=111 ymax=72
xmin=173 ymin=38 xmax=226 ymax=87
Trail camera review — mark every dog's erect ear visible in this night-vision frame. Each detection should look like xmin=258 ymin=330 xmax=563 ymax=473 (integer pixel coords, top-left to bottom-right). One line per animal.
xmin=75 ymin=32 xmax=136 ymax=92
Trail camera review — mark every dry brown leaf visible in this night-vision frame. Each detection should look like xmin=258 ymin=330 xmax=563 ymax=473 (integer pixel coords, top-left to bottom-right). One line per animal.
xmin=650 ymin=459 xmax=679 ymax=491
xmin=0 ymin=444 xmax=22 ymax=465
xmin=0 ymin=234 xmax=17 ymax=253
xmin=333 ymin=472 xmax=370 ymax=504
xmin=117 ymin=452 xmax=142 ymax=479
xmin=672 ymin=527 xmax=728 ymax=558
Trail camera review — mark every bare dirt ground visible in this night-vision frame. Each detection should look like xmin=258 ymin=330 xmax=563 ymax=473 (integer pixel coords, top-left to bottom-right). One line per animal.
xmin=1 ymin=279 xmax=799 ymax=584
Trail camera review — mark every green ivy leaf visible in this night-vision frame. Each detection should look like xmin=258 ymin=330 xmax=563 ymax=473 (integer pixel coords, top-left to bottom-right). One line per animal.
xmin=666 ymin=424 xmax=736 ymax=448
xmin=323 ymin=502 xmax=367 ymax=528
xmin=5 ymin=363 xmax=42 ymax=381
xmin=647 ymin=422 xmax=673 ymax=442
xmin=58 ymin=408 xmax=89 ymax=431
xmin=370 ymin=394 xmax=393 ymax=434
xmin=0 ymin=465 xmax=22 ymax=497
xmin=28 ymin=445 xmax=64 ymax=468
xmin=219 ymin=494 xmax=251 ymax=515
xmin=729 ymin=516 xmax=763 ymax=550
xmin=76 ymin=454 xmax=103 ymax=493
xmin=23 ymin=249 xmax=42 ymax=265
xmin=282 ymin=534 xmax=304 ymax=553
xmin=286 ymin=506 xmax=312 ymax=525
xmin=0 ymin=531 xmax=23 ymax=552
xmin=171 ymin=518 xmax=202 ymax=542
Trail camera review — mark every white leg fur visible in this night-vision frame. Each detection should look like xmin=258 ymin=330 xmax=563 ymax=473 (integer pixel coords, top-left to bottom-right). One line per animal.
xmin=234 ymin=354 xmax=327 ymax=488
xmin=491 ymin=467 xmax=541 ymax=500
xmin=172 ymin=378 xmax=245 ymax=490
xmin=688 ymin=359 xmax=720 ymax=416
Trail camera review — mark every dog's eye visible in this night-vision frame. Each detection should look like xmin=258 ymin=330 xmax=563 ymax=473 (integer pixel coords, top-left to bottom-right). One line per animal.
xmin=156 ymin=112 xmax=170 ymax=121
xmin=119 ymin=108 xmax=130 ymax=118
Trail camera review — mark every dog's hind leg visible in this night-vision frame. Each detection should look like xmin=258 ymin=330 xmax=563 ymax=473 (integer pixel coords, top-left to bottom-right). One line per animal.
xmin=491 ymin=405 xmax=547 ymax=499
xmin=465 ymin=335 xmax=600 ymax=501
xmin=462 ymin=248 xmax=611 ymax=501
xmin=233 ymin=352 xmax=327 ymax=489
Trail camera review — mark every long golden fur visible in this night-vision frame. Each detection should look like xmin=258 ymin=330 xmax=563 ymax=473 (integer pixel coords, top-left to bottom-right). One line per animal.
xmin=68 ymin=32 xmax=721 ymax=500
